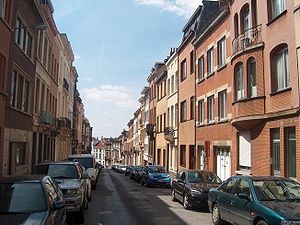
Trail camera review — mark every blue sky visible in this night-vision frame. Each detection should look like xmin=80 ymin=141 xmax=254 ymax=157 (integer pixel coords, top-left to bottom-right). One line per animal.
xmin=52 ymin=0 xmax=201 ymax=138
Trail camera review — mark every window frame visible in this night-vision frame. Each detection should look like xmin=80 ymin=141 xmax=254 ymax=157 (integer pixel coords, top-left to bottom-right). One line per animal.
xmin=198 ymin=99 xmax=204 ymax=125
xmin=180 ymin=59 xmax=187 ymax=81
xmin=180 ymin=100 xmax=187 ymax=122
xmin=190 ymin=50 xmax=194 ymax=74
xmin=190 ymin=96 xmax=195 ymax=120
xmin=235 ymin=63 xmax=245 ymax=100
xmin=207 ymin=47 xmax=215 ymax=76
xmin=198 ymin=55 xmax=205 ymax=81
xmin=207 ymin=95 xmax=215 ymax=123
xmin=247 ymin=57 xmax=257 ymax=98
xmin=217 ymin=37 xmax=226 ymax=68
xmin=268 ymin=0 xmax=286 ymax=21
xmin=218 ymin=90 xmax=227 ymax=121
xmin=0 ymin=0 xmax=6 ymax=19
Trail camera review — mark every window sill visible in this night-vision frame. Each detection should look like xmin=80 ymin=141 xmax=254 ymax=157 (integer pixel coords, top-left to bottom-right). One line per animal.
xmin=217 ymin=64 xmax=227 ymax=72
xmin=181 ymin=77 xmax=187 ymax=82
xmin=9 ymin=106 xmax=32 ymax=117
xmin=232 ymin=95 xmax=266 ymax=105
xmin=197 ymin=123 xmax=205 ymax=127
xmin=207 ymin=121 xmax=215 ymax=126
xmin=270 ymin=87 xmax=292 ymax=96
xmin=267 ymin=10 xmax=287 ymax=26
xmin=217 ymin=119 xmax=228 ymax=124
xmin=206 ymin=72 xmax=215 ymax=79
xmin=198 ymin=78 xmax=205 ymax=84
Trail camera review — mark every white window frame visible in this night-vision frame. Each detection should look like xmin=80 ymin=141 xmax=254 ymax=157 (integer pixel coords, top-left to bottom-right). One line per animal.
xmin=218 ymin=90 xmax=227 ymax=120
xmin=0 ymin=0 xmax=6 ymax=18
xmin=181 ymin=59 xmax=187 ymax=81
xmin=235 ymin=64 xmax=245 ymax=100
xmin=248 ymin=58 xmax=257 ymax=97
xmin=218 ymin=37 xmax=226 ymax=67
xmin=270 ymin=0 xmax=286 ymax=20
xmin=207 ymin=47 xmax=215 ymax=75
xmin=274 ymin=47 xmax=289 ymax=92
xmin=207 ymin=95 xmax=214 ymax=123
xmin=198 ymin=100 xmax=204 ymax=125
xmin=198 ymin=56 xmax=204 ymax=80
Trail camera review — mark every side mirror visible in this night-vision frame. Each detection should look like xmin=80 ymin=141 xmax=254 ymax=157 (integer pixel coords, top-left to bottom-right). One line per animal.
xmin=238 ymin=193 xmax=251 ymax=201
xmin=53 ymin=200 xmax=65 ymax=211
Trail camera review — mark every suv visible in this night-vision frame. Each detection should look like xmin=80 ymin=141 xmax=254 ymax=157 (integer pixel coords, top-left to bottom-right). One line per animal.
xmin=68 ymin=154 xmax=99 ymax=189
xmin=32 ymin=161 xmax=89 ymax=223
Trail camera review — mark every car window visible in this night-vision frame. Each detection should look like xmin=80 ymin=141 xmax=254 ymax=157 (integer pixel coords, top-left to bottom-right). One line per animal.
xmin=148 ymin=166 xmax=166 ymax=173
xmin=235 ymin=179 xmax=250 ymax=196
xmin=0 ymin=182 xmax=47 ymax=213
xmin=45 ymin=178 xmax=59 ymax=204
xmin=48 ymin=164 xmax=79 ymax=179
xmin=181 ymin=172 xmax=186 ymax=181
xmin=187 ymin=171 xmax=222 ymax=184
xmin=69 ymin=157 xmax=94 ymax=168
xmin=219 ymin=178 xmax=238 ymax=194
xmin=176 ymin=171 xmax=183 ymax=179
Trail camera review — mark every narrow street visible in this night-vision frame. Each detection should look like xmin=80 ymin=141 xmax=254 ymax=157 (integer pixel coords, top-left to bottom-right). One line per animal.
xmin=69 ymin=169 xmax=213 ymax=225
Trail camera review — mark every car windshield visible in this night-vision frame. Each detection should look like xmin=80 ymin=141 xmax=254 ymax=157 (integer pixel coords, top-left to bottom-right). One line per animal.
xmin=148 ymin=167 xmax=166 ymax=173
xmin=187 ymin=171 xmax=222 ymax=183
xmin=47 ymin=164 xmax=79 ymax=179
xmin=253 ymin=179 xmax=300 ymax=201
xmin=69 ymin=157 xmax=93 ymax=168
xmin=0 ymin=183 xmax=47 ymax=213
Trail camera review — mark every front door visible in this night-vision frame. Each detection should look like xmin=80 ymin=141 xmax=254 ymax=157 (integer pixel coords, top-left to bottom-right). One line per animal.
xmin=215 ymin=147 xmax=231 ymax=181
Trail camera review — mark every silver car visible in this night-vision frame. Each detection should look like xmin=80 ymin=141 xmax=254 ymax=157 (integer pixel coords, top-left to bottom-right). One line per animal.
xmin=33 ymin=161 xmax=89 ymax=224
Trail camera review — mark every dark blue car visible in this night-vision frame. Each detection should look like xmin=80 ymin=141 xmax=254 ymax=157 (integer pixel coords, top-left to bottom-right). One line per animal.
xmin=141 ymin=165 xmax=171 ymax=187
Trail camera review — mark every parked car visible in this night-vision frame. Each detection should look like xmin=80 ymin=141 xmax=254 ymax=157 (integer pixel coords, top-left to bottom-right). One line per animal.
xmin=0 ymin=175 xmax=66 ymax=225
xmin=208 ymin=176 xmax=300 ymax=225
xmin=133 ymin=166 xmax=145 ymax=183
xmin=129 ymin=166 xmax=140 ymax=180
xmin=171 ymin=170 xmax=222 ymax=209
xmin=117 ymin=165 xmax=127 ymax=173
xmin=125 ymin=166 xmax=133 ymax=176
xmin=141 ymin=165 xmax=171 ymax=187
xmin=68 ymin=154 xmax=99 ymax=190
xmin=32 ymin=161 xmax=89 ymax=223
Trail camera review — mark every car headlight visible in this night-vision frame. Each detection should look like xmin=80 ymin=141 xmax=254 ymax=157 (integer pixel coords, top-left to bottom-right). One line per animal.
xmin=148 ymin=173 xmax=153 ymax=178
xmin=282 ymin=221 xmax=300 ymax=225
xmin=65 ymin=189 xmax=81 ymax=195
xmin=190 ymin=188 xmax=203 ymax=195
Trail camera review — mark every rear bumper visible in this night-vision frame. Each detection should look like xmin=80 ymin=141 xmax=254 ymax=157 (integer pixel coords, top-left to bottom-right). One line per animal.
xmin=187 ymin=194 xmax=209 ymax=208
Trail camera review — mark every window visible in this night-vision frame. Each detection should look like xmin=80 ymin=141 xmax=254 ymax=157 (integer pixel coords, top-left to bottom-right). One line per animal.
xmin=219 ymin=178 xmax=238 ymax=193
xmin=180 ymin=145 xmax=186 ymax=167
xmin=207 ymin=95 xmax=214 ymax=123
xmin=175 ymin=71 xmax=179 ymax=91
xmin=207 ymin=47 xmax=214 ymax=75
xmin=180 ymin=100 xmax=187 ymax=122
xmin=239 ymin=131 xmax=251 ymax=170
xmin=37 ymin=31 xmax=43 ymax=60
xmin=167 ymin=78 xmax=170 ymax=96
xmin=0 ymin=0 xmax=6 ymax=18
xmin=14 ymin=142 xmax=27 ymax=166
xmin=190 ymin=50 xmax=194 ymax=74
xmin=234 ymin=13 xmax=239 ymax=37
xmin=271 ymin=128 xmax=280 ymax=176
xmin=0 ymin=53 xmax=6 ymax=90
xmin=269 ymin=0 xmax=286 ymax=20
xmin=272 ymin=45 xmax=289 ymax=92
xmin=218 ymin=37 xmax=226 ymax=67
xmin=181 ymin=59 xmax=187 ymax=81
xmin=198 ymin=56 xmax=204 ymax=81
xmin=235 ymin=63 xmax=244 ymax=100
xmin=218 ymin=90 xmax=227 ymax=120
xmin=235 ymin=179 xmax=250 ymax=196
xmin=198 ymin=100 xmax=204 ymax=125
xmin=14 ymin=18 xmax=33 ymax=58
xmin=190 ymin=96 xmax=195 ymax=120
xmin=171 ymin=105 xmax=174 ymax=127
xmin=241 ymin=4 xmax=250 ymax=32
xmin=10 ymin=70 xmax=31 ymax=113
xmin=171 ymin=75 xmax=174 ymax=94
xmin=285 ymin=127 xmax=296 ymax=178
xmin=252 ymin=0 xmax=258 ymax=26
xmin=175 ymin=103 xmax=179 ymax=126
xmin=247 ymin=58 xmax=257 ymax=97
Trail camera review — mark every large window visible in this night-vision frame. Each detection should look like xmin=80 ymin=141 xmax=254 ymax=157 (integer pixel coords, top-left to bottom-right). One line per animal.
xmin=180 ymin=100 xmax=187 ymax=122
xmin=247 ymin=58 xmax=257 ymax=97
xmin=285 ymin=127 xmax=296 ymax=178
xmin=198 ymin=56 xmax=204 ymax=81
xmin=241 ymin=4 xmax=250 ymax=32
xmin=15 ymin=18 xmax=33 ymax=58
xmin=181 ymin=59 xmax=187 ymax=81
xmin=272 ymin=45 xmax=289 ymax=92
xmin=180 ymin=145 xmax=186 ymax=167
xmin=0 ymin=0 xmax=6 ymax=18
xmin=175 ymin=103 xmax=179 ymax=127
xmin=218 ymin=37 xmax=226 ymax=67
xmin=198 ymin=100 xmax=204 ymax=125
xmin=10 ymin=71 xmax=31 ymax=113
xmin=271 ymin=128 xmax=280 ymax=176
xmin=207 ymin=47 xmax=214 ymax=75
xmin=235 ymin=63 xmax=244 ymax=100
xmin=190 ymin=50 xmax=194 ymax=74
xmin=269 ymin=0 xmax=286 ymax=20
xmin=207 ymin=95 xmax=214 ymax=123
xmin=218 ymin=90 xmax=227 ymax=120
xmin=190 ymin=96 xmax=195 ymax=120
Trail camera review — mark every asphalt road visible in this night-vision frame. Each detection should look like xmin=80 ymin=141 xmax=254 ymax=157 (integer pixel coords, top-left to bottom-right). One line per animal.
xmin=68 ymin=169 xmax=213 ymax=225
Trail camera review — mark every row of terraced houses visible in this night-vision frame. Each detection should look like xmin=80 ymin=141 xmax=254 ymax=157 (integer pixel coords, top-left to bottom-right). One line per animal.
xmin=119 ymin=0 xmax=300 ymax=181
xmin=0 ymin=0 xmax=92 ymax=177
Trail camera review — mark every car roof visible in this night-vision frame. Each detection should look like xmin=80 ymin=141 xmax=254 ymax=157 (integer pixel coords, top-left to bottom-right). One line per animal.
xmin=36 ymin=161 xmax=79 ymax=166
xmin=0 ymin=174 xmax=49 ymax=183
xmin=230 ymin=176 xmax=291 ymax=181
xmin=68 ymin=154 xmax=93 ymax=158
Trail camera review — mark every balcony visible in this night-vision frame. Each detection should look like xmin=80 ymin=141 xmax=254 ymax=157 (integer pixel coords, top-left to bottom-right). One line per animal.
xmin=164 ymin=127 xmax=175 ymax=143
xmin=232 ymin=25 xmax=263 ymax=57
xmin=39 ymin=111 xmax=53 ymax=125
xmin=60 ymin=117 xmax=72 ymax=129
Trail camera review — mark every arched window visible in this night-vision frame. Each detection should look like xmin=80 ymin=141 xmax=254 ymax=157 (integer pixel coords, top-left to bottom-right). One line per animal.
xmin=247 ymin=57 xmax=257 ymax=97
xmin=240 ymin=4 xmax=250 ymax=33
xmin=234 ymin=13 xmax=239 ymax=37
xmin=271 ymin=44 xmax=289 ymax=92
xmin=235 ymin=63 xmax=244 ymax=100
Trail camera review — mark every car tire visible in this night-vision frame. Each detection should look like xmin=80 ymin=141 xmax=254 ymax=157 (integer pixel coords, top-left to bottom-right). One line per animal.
xmin=183 ymin=193 xmax=190 ymax=210
xmin=77 ymin=207 xmax=85 ymax=224
xmin=171 ymin=189 xmax=177 ymax=202
xmin=212 ymin=203 xmax=225 ymax=225
xmin=256 ymin=221 xmax=268 ymax=225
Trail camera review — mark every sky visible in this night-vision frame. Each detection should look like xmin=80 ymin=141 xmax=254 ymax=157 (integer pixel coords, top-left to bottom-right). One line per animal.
xmin=51 ymin=0 xmax=201 ymax=138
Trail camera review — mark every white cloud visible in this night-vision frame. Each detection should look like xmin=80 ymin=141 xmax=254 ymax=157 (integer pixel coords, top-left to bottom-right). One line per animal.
xmin=81 ymin=85 xmax=139 ymax=109
xmin=134 ymin=0 xmax=201 ymax=18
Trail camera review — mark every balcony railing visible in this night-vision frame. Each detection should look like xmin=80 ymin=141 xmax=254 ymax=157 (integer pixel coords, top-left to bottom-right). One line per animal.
xmin=232 ymin=25 xmax=262 ymax=55
xmin=164 ymin=127 xmax=174 ymax=143
xmin=39 ymin=111 xmax=53 ymax=125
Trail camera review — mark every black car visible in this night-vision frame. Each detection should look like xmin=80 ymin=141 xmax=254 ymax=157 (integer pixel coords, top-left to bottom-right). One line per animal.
xmin=125 ymin=166 xmax=133 ymax=176
xmin=171 ymin=170 xmax=222 ymax=209
xmin=133 ymin=166 xmax=145 ymax=183
xmin=0 ymin=175 xmax=66 ymax=225
xmin=129 ymin=166 xmax=141 ymax=180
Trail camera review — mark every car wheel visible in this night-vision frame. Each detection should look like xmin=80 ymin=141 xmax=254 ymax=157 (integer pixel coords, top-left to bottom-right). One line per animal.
xmin=77 ymin=207 xmax=85 ymax=224
xmin=212 ymin=203 xmax=225 ymax=225
xmin=171 ymin=189 xmax=177 ymax=202
xmin=256 ymin=221 xmax=268 ymax=225
xmin=183 ymin=193 xmax=190 ymax=210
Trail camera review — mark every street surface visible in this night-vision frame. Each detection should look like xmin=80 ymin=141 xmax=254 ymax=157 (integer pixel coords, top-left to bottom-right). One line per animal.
xmin=68 ymin=169 xmax=213 ymax=225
